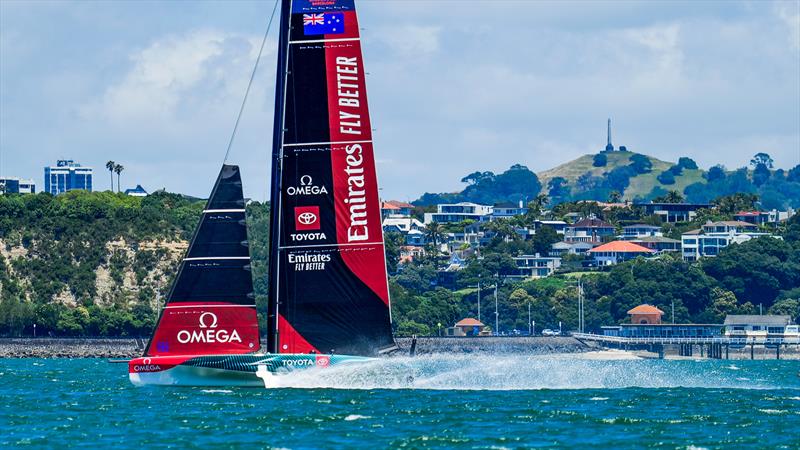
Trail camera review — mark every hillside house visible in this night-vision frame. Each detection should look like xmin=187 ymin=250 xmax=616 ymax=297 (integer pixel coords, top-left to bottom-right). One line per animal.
xmin=588 ymin=240 xmax=655 ymax=266
xmin=681 ymin=221 xmax=775 ymax=261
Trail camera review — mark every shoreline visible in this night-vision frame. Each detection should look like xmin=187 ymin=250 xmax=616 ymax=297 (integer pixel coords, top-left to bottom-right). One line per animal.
xmin=2 ymin=337 xmax=796 ymax=359
xmin=0 ymin=336 xmax=599 ymax=359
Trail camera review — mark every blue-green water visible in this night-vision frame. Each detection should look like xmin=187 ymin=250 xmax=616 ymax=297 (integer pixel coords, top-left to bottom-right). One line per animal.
xmin=2 ymin=356 xmax=799 ymax=449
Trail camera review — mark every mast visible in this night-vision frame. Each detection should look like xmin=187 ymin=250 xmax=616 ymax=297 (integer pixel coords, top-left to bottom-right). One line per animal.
xmin=267 ymin=0 xmax=292 ymax=354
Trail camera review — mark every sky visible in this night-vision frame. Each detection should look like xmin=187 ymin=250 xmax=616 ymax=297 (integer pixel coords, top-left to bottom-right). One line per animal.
xmin=1 ymin=0 xmax=799 ymax=201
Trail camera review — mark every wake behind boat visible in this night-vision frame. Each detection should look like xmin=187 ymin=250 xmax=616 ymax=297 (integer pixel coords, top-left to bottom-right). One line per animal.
xmin=129 ymin=0 xmax=397 ymax=387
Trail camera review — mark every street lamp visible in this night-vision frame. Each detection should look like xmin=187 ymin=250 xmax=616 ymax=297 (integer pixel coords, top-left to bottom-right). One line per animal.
xmin=437 ymin=322 xmax=442 ymax=336
xmin=33 ymin=323 xmax=36 ymax=338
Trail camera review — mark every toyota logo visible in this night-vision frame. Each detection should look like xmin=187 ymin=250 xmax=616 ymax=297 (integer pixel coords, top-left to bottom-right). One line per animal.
xmin=298 ymin=212 xmax=318 ymax=225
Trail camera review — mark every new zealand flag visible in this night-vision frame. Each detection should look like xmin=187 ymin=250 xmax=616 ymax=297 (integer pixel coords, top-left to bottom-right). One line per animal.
xmin=303 ymin=12 xmax=345 ymax=35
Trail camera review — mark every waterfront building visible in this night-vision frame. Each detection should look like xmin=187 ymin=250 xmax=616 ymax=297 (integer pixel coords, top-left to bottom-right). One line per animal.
xmin=424 ymin=202 xmax=493 ymax=224
xmin=588 ymin=240 xmax=655 ymax=266
xmin=550 ymin=241 xmax=593 ymax=257
xmin=723 ymin=315 xmax=793 ymax=338
xmin=492 ymin=201 xmax=528 ymax=219
xmin=0 ymin=177 xmax=36 ymax=194
xmin=446 ymin=318 xmax=488 ymax=337
xmin=618 ymin=324 xmax=723 ymax=338
xmin=508 ymin=254 xmax=562 ymax=279
xmin=124 ymin=185 xmax=148 ymax=197
xmin=44 ymin=160 xmax=92 ymax=195
xmin=636 ymin=202 xmax=712 ymax=223
xmin=681 ymin=221 xmax=774 ymax=261
xmin=627 ymin=304 xmax=664 ymax=324
xmin=621 ymin=224 xmax=662 ymax=239
xmin=630 ymin=236 xmax=681 ymax=253
xmin=564 ymin=216 xmax=615 ymax=244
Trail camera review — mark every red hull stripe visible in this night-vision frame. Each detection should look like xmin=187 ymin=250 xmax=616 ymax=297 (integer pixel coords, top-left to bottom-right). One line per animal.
xmin=278 ymin=314 xmax=320 ymax=354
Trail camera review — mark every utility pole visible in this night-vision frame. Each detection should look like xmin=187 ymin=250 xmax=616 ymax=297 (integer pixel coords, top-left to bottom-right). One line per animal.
xmin=494 ymin=273 xmax=499 ymax=336
xmin=477 ymin=279 xmax=481 ymax=323
xmin=528 ymin=302 xmax=532 ymax=335
xmin=672 ymin=300 xmax=675 ymax=324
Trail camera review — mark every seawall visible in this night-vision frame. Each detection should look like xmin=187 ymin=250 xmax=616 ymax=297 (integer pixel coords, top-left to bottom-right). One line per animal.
xmin=0 ymin=336 xmax=598 ymax=358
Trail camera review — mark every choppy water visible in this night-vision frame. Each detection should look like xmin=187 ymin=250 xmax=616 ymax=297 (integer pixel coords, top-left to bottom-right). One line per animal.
xmin=2 ymin=355 xmax=799 ymax=449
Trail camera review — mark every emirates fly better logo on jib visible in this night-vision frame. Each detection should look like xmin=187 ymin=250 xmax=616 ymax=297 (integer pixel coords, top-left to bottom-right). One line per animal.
xmin=294 ymin=206 xmax=320 ymax=231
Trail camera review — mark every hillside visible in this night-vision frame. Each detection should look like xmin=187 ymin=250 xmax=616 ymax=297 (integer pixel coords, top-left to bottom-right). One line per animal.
xmin=537 ymin=151 xmax=704 ymax=201
xmin=0 ymin=191 xmax=270 ymax=337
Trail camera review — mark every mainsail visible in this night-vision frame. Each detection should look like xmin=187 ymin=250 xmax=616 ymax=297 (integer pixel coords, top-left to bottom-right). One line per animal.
xmin=268 ymin=0 xmax=397 ymax=356
xmin=145 ymin=165 xmax=260 ymax=357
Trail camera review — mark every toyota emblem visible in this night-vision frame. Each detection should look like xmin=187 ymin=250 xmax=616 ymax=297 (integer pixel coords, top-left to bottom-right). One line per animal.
xmin=298 ymin=212 xmax=317 ymax=225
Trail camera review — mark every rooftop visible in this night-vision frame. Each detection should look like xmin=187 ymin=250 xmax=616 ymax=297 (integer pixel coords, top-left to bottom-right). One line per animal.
xmin=627 ymin=304 xmax=664 ymax=315
xmin=571 ymin=217 xmax=614 ymax=228
xmin=588 ymin=241 xmax=655 ymax=254
xmin=723 ymin=315 xmax=792 ymax=326
xmin=455 ymin=318 xmax=485 ymax=327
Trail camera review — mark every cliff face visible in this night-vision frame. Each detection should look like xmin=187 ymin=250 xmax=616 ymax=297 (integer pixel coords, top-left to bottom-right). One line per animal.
xmin=0 ymin=191 xmax=271 ymax=337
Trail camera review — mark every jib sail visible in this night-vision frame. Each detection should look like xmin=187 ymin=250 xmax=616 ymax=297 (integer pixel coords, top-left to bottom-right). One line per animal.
xmin=145 ymin=165 xmax=260 ymax=357
xmin=267 ymin=0 xmax=397 ymax=356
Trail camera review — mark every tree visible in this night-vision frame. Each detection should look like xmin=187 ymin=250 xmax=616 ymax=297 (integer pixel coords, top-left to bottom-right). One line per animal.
xmin=105 ymin=161 xmax=116 ymax=192
xmin=532 ymin=226 xmax=560 ymax=256
xmin=787 ymin=164 xmax=800 ymax=183
xmin=752 ymin=163 xmax=771 ymax=186
xmin=424 ymin=221 xmax=443 ymax=252
xmin=526 ymin=194 xmax=549 ymax=218
xmin=657 ymin=170 xmax=675 ymax=185
xmin=750 ymin=152 xmax=774 ymax=169
xmin=629 ymin=154 xmax=652 ymax=174
xmin=593 ymin=153 xmax=607 ymax=167
xmin=114 ymin=164 xmax=124 ymax=193
xmin=713 ymin=193 xmax=758 ymax=215
xmin=769 ymin=298 xmax=800 ymax=322
xmin=653 ymin=190 xmax=684 ymax=204
xmin=668 ymin=164 xmax=683 ymax=176
xmin=547 ymin=177 xmax=569 ymax=198
xmin=705 ymin=165 xmax=726 ymax=182
xmin=678 ymin=157 xmax=698 ymax=170
xmin=608 ymin=191 xmax=622 ymax=203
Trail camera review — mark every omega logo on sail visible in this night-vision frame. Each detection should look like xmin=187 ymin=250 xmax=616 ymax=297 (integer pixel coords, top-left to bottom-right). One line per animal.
xmin=286 ymin=175 xmax=328 ymax=196
xmin=177 ymin=312 xmax=242 ymax=344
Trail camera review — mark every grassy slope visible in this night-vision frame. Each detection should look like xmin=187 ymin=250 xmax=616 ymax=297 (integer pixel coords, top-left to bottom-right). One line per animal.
xmin=537 ymin=151 xmax=707 ymax=200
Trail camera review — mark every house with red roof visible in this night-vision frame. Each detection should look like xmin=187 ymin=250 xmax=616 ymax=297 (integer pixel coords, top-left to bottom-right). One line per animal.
xmin=588 ymin=240 xmax=655 ymax=266
xmin=446 ymin=318 xmax=489 ymax=337
xmin=627 ymin=304 xmax=664 ymax=325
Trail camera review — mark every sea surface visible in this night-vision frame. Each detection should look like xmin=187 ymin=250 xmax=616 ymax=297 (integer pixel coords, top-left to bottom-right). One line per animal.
xmin=1 ymin=355 xmax=799 ymax=449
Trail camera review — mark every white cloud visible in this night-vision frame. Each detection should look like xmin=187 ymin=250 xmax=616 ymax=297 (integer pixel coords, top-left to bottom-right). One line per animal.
xmin=81 ymin=30 xmax=270 ymax=125
xmin=377 ymin=25 xmax=441 ymax=56
xmin=775 ymin=1 xmax=800 ymax=50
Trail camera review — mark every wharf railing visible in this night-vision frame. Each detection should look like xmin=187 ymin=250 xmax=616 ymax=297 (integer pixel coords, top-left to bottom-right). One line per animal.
xmin=571 ymin=333 xmax=799 ymax=346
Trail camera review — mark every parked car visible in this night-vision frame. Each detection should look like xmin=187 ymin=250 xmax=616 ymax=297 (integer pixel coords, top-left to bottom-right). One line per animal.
xmin=541 ymin=329 xmax=558 ymax=336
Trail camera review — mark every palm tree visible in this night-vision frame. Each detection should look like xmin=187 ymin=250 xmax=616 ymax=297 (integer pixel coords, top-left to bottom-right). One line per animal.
xmin=105 ymin=161 xmax=116 ymax=192
xmin=424 ymin=221 xmax=443 ymax=255
xmin=114 ymin=164 xmax=124 ymax=193
xmin=527 ymin=194 xmax=549 ymax=219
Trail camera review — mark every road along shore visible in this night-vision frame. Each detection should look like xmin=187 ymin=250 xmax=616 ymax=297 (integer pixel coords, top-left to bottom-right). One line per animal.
xmin=0 ymin=336 xmax=599 ymax=358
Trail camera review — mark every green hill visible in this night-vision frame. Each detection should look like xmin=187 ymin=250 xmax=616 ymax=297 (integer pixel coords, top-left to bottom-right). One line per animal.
xmin=537 ymin=151 xmax=704 ymax=201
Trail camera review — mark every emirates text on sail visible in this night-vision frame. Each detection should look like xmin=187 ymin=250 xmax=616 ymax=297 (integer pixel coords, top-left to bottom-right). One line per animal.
xmin=344 ymin=143 xmax=368 ymax=242
xmin=335 ymin=56 xmax=362 ymax=135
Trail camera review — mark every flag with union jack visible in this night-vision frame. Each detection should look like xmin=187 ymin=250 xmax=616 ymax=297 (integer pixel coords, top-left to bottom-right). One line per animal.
xmin=302 ymin=12 xmax=345 ymax=35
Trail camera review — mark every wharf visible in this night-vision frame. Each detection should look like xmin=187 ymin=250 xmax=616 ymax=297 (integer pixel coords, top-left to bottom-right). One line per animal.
xmin=572 ymin=333 xmax=800 ymax=359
